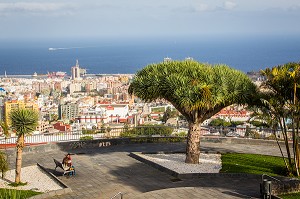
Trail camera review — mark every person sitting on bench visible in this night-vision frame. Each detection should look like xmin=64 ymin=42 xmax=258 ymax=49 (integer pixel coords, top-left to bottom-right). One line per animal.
xmin=62 ymin=153 xmax=75 ymax=175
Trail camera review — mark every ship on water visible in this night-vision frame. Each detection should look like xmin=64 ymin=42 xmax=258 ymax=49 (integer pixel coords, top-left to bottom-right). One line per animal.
xmin=47 ymin=71 xmax=66 ymax=78
xmin=32 ymin=71 xmax=67 ymax=79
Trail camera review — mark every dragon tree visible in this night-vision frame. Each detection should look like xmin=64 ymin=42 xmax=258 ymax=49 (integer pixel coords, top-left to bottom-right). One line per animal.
xmin=129 ymin=60 xmax=257 ymax=164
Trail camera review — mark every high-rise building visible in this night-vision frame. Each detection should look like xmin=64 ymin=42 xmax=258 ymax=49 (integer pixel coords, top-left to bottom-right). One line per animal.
xmin=4 ymin=100 xmax=39 ymax=126
xmin=71 ymin=60 xmax=81 ymax=81
xmin=0 ymin=97 xmax=5 ymax=122
xmin=58 ymin=102 xmax=79 ymax=120
xmin=32 ymin=81 xmax=51 ymax=93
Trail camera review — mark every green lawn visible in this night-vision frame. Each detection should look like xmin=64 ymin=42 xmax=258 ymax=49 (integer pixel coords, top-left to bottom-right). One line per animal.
xmin=221 ymin=153 xmax=288 ymax=176
xmin=0 ymin=188 xmax=41 ymax=199
xmin=151 ymin=107 xmax=165 ymax=112
xmin=279 ymin=192 xmax=300 ymax=199
xmin=221 ymin=153 xmax=300 ymax=198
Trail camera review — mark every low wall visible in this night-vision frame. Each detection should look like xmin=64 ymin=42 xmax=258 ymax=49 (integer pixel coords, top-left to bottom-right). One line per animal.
xmin=2 ymin=136 xmax=187 ymax=156
xmin=272 ymin=178 xmax=300 ymax=195
xmin=201 ymin=136 xmax=287 ymax=146
xmin=1 ymin=136 xmax=285 ymax=157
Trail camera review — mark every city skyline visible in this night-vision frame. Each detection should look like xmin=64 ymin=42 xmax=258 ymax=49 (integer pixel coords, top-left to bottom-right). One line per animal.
xmin=0 ymin=0 xmax=300 ymax=41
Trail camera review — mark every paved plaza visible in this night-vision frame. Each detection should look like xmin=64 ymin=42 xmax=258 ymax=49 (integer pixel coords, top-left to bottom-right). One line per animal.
xmin=15 ymin=141 xmax=284 ymax=198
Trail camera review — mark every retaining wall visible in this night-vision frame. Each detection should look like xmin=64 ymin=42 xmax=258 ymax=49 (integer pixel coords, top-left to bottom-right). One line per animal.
xmin=1 ymin=136 xmax=285 ymax=157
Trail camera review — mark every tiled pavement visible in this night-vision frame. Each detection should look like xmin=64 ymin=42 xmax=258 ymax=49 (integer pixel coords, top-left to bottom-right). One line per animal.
xmin=15 ymin=141 xmax=284 ymax=199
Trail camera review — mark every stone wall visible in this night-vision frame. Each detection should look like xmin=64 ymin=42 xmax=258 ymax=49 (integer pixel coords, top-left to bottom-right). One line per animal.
xmin=2 ymin=136 xmax=187 ymax=156
xmin=1 ymin=136 xmax=287 ymax=157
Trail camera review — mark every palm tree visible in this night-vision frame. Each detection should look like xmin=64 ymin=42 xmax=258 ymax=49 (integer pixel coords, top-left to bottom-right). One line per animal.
xmin=0 ymin=121 xmax=10 ymax=177
xmin=249 ymin=106 xmax=290 ymax=173
xmin=0 ymin=121 xmax=10 ymax=150
xmin=0 ymin=121 xmax=10 ymax=138
xmin=260 ymin=62 xmax=300 ymax=176
xmin=129 ymin=60 xmax=257 ymax=164
xmin=10 ymin=109 xmax=38 ymax=183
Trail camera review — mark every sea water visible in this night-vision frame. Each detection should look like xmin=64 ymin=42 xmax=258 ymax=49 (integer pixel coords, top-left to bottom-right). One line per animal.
xmin=0 ymin=35 xmax=299 ymax=75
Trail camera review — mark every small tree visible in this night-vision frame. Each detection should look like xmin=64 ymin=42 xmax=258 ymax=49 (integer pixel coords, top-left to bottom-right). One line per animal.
xmin=10 ymin=109 xmax=38 ymax=184
xmin=162 ymin=107 xmax=172 ymax=123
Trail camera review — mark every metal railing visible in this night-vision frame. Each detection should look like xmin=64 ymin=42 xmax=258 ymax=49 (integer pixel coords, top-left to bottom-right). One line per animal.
xmin=0 ymin=125 xmax=290 ymax=147
xmin=0 ymin=126 xmax=175 ymax=146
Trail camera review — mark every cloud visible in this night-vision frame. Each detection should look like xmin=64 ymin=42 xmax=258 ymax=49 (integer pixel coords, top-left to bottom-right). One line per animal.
xmin=287 ymin=5 xmax=300 ymax=11
xmin=0 ymin=2 xmax=75 ymax=15
xmin=177 ymin=1 xmax=237 ymax=13
xmin=193 ymin=3 xmax=210 ymax=12
xmin=224 ymin=1 xmax=237 ymax=10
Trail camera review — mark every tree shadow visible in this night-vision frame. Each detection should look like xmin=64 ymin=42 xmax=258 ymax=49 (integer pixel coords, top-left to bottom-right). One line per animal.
xmin=106 ymin=158 xmax=261 ymax=198
xmin=1 ymin=177 xmax=14 ymax=184
xmin=6 ymin=142 xmax=266 ymax=198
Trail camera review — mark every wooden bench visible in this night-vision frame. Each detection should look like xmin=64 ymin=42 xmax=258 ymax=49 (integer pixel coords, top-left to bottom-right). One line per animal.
xmin=53 ymin=158 xmax=75 ymax=176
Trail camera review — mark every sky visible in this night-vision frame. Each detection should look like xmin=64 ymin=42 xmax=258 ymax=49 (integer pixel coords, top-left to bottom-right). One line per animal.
xmin=0 ymin=0 xmax=300 ymax=41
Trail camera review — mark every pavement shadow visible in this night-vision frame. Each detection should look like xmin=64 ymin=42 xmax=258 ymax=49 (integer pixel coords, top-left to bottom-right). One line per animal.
xmin=105 ymin=154 xmax=261 ymax=198
xmin=11 ymin=142 xmax=267 ymax=198
xmin=46 ymin=167 xmax=65 ymax=177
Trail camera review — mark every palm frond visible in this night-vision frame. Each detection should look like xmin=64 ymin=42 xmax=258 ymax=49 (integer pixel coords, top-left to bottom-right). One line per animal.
xmin=10 ymin=109 xmax=38 ymax=136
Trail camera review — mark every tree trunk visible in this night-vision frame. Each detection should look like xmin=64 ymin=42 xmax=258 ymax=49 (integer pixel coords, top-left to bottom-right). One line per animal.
xmin=185 ymin=122 xmax=201 ymax=164
xmin=15 ymin=134 xmax=24 ymax=184
xmin=279 ymin=120 xmax=293 ymax=167
xmin=274 ymin=128 xmax=290 ymax=173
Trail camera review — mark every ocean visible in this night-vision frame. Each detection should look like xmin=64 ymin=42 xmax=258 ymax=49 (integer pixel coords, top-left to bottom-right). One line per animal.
xmin=0 ymin=36 xmax=299 ymax=75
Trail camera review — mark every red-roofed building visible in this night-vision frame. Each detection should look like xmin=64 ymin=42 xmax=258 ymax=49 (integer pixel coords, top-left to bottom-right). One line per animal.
xmin=213 ymin=106 xmax=251 ymax=122
xmin=53 ymin=122 xmax=71 ymax=132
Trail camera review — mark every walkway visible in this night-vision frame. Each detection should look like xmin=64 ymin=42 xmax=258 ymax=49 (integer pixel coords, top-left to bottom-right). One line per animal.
xmin=18 ymin=141 xmax=284 ymax=199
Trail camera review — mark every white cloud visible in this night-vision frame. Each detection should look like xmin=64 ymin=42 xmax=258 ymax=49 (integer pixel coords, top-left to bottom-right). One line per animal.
xmin=183 ymin=1 xmax=237 ymax=13
xmin=194 ymin=3 xmax=210 ymax=12
xmin=224 ymin=1 xmax=237 ymax=10
xmin=287 ymin=5 xmax=300 ymax=11
xmin=0 ymin=2 xmax=74 ymax=14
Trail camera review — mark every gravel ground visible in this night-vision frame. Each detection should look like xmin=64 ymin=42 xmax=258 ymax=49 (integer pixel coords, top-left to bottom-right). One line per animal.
xmin=0 ymin=165 xmax=64 ymax=193
xmin=141 ymin=153 xmax=222 ymax=173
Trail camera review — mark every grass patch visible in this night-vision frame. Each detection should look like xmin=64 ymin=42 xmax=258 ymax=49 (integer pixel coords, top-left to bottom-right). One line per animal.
xmin=9 ymin=182 xmax=28 ymax=187
xmin=279 ymin=192 xmax=300 ymax=199
xmin=0 ymin=188 xmax=42 ymax=199
xmin=79 ymin=136 xmax=93 ymax=141
xmin=221 ymin=153 xmax=288 ymax=176
xmin=151 ymin=107 xmax=165 ymax=112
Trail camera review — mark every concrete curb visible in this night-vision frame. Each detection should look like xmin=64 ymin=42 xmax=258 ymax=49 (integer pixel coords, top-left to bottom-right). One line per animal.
xmin=129 ymin=152 xmax=260 ymax=179
xmin=130 ymin=151 xmax=300 ymax=198
xmin=28 ymin=163 xmax=72 ymax=199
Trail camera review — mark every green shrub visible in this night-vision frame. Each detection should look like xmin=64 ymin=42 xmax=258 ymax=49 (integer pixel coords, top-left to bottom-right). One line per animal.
xmin=120 ymin=125 xmax=173 ymax=137
xmin=174 ymin=131 xmax=187 ymax=137
xmin=120 ymin=131 xmax=137 ymax=138
xmin=79 ymin=136 xmax=93 ymax=141
xmin=82 ymin=129 xmax=97 ymax=134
